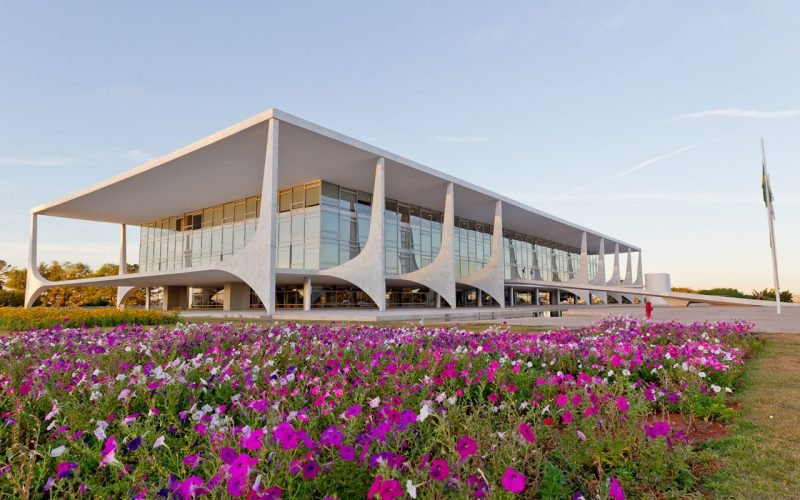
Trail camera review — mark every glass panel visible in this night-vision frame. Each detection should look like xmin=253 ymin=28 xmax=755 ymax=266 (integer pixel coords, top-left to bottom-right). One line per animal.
xmin=278 ymin=217 xmax=291 ymax=243
xmin=279 ymin=191 xmax=291 ymax=212
xmin=277 ymin=246 xmax=290 ymax=268
xmin=222 ymin=224 xmax=233 ymax=255
xmin=322 ymin=182 xmax=339 ymax=206
xmin=234 ymin=202 xmax=245 ymax=222
xmin=292 ymin=214 xmax=304 ymax=241
xmin=305 ymin=185 xmax=321 ymax=206
xmin=223 ymin=203 xmax=234 ymax=222
xmin=321 ymin=210 xmax=338 ymax=239
xmin=246 ymin=197 xmax=258 ymax=217
xmin=320 ymin=241 xmax=338 ymax=268
xmin=292 ymin=185 xmax=305 ymax=206
xmin=305 ymin=214 xmax=320 ymax=241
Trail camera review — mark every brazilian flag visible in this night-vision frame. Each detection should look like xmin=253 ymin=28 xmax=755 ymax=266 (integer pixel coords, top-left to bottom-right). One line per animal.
xmin=762 ymin=161 xmax=775 ymax=217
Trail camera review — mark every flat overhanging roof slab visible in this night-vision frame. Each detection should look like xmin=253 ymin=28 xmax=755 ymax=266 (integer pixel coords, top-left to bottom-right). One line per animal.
xmin=32 ymin=108 xmax=639 ymax=252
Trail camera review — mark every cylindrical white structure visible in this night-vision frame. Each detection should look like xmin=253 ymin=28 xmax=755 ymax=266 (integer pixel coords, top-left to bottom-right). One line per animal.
xmin=645 ymin=273 xmax=671 ymax=293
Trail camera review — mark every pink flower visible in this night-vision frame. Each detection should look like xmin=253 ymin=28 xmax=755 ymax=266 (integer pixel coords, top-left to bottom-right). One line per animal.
xmin=519 ymin=422 xmax=536 ymax=443
xmin=555 ymin=393 xmax=568 ymax=406
xmin=572 ymin=394 xmax=582 ymax=407
xmin=99 ymin=436 xmax=118 ymax=468
xmin=609 ymin=476 xmax=625 ymax=500
xmin=241 ymin=428 xmax=264 ymax=450
xmin=616 ymin=396 xmax=629 ymax=413
xmin=562 ymin=411 xmax=573 ymax=424
xmin=345 ymin=405 xmax=361 ymax=419
xmin=429 ymin=458 xmax=450 ymax=481
xmin=174 ymin=476 xmax=204 ymax=499
xmin=502 ymin=467 xmax=526 ymax=494
xmin=456 ymin=435 xmax=477 ymax=461
xmin=340 ymin=445 xmax=356 ymax=461
xmin=488 ymin=393 xmax=500 ymax=404
xmin=368 ymin=474 xmax=404 ymax=499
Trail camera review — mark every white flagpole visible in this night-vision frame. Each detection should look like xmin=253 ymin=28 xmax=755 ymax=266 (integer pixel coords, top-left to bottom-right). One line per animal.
xmin=761 ymin=139 xmax=781 ymax=314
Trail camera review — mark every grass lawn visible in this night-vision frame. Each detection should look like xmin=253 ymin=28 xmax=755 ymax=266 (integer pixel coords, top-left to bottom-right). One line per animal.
xmin=701 ymin=332 xmax=800 ymax=497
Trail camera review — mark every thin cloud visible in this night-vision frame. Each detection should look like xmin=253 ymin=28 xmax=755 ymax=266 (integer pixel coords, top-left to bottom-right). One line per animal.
xmin=550 ymin=144 xmax=699 ymax=201
xmin=676 ymin=108 xmax=800 ymax=120
xmin=433 ymin=135 xmax=492 ymax=144
xmin=516 ymin=191 xmax=800 ymax=205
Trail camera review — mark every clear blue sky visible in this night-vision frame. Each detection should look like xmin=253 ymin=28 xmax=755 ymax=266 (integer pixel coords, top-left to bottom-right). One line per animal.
xmin=2 ymin=1 xmax=799 ymax=294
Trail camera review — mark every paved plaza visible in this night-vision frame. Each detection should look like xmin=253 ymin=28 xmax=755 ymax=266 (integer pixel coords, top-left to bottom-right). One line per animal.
xmin=489 ymin=305 xmax=800 ymax=334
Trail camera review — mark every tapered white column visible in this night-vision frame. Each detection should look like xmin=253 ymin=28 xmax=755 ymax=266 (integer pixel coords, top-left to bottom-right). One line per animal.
xmin=323 ymin=157 xmax=386 ymax=310
xmin=623 ymin=249 xmax=633 ymax=286
xmin=303 ymin=277 xmax=312 ymax=311
xmin=222 ymin=118 xmax=279 ymax=313
xmin=607 ymin=243 xmax=621 ymax=286
xmin=24 ymin=213 xmax=49 ymax=308
xmin=460 ymin=200 xmax=505 ymax=307
xmin=397 ymin=182 xmax=456 ymax=309
xmin=591 ymin=238 xmax=606 ymax=285
xmin=116 ymin=224 xmax=136 ymax=309
xmin=569 ymin=232 xmax=588 ymax=284
xmin=119 ymin=224 xmax=127 ymax=274
xmin=634 ymin=251 xmax=643 ymax=286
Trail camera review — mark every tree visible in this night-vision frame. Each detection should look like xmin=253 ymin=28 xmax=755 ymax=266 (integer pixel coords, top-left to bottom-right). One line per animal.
xmin=3 ymin=267 xmax=26 ymax=291
xmin=751 ymin=288 xmax=794 ymax=303
xmin=671 ymin=287 xmax=698 ymax=294
xmin=0 ymin=260 xmax=9 ymax=290
xmin=698 ymin=288 xmax=748 ymax=299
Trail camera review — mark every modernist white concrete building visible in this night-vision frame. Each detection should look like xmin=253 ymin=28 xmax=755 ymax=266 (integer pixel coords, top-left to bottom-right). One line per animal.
xmin=26 ymin=108 xmax=653 ymax=318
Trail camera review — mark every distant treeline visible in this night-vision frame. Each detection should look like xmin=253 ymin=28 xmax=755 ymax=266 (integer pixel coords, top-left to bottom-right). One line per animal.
xmin=672 ymin=286 xmax=793 ymax=303
xmin=0 ymin=260 xmax=146 ymax=307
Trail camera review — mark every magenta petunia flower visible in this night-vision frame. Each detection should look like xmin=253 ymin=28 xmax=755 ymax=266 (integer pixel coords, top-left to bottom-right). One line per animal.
xmin=555 ymin=393 xmax=568 ymax=406
xmin=174 ymin=476 xmax=204 ymax=499
xmin=519 ymin=422 xmax=536 ymax=443
xmin=56 ymin=462 xmax=78 ymax=479
xmin=562 ymin=411 xmax=573 ymax=424
xmin=616 ymin=396 xmax=629 ymax=413
xmin=609 ymin=476 xmax=625 ymax=500
xmin=429 ymin=458 xmax=450 ymax=481
xmin=320 ymin=425 xmax=343 ymax=448
xmin=241 ymin=428 xmax=264 ymax=451
xmin=456 ymin=435 xmax=478 ymax=461
xmin=302 ymin=460 xmax=320 ymax=480
xmin=340 ymin=445 xmax=356 ymax=461
xmin=219 ymin=446 xmax=237 ymax=465
xmin=345 ymin=405 xmax=362 ymax=419
xmin=502 ymin=467 xmax=526 ymax=494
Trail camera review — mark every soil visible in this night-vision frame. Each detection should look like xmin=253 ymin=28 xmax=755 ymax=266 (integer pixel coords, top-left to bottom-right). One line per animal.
xmin=645 ymin=412 xmax=729 ymax=443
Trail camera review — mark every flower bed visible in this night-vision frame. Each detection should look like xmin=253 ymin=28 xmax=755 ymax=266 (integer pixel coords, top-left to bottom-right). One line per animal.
xmin=0 ymin=319 xmax=757 ymax=498
xmin=0 ymin=307 xmax=180 ymax=331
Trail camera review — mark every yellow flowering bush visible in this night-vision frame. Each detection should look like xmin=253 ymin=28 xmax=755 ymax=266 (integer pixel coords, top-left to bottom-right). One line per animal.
xmin=0 ymin=307 xmax=179 ymax=331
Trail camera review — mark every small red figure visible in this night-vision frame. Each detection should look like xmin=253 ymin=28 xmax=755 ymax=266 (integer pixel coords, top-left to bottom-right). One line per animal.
xmin=645 ymin=300 xmax=653 ymax=320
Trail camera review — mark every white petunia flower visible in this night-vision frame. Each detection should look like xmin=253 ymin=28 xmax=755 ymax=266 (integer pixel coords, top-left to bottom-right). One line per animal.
xmin=50 ymin=446 xmax=66 ymax=457
xmin=406 ymin=480 xmax=417 ymax=499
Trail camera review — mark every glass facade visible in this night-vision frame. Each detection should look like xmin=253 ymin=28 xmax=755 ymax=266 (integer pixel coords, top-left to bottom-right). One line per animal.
xmin=454 ymin=217 xmax=493 ymax=279
xmin=139 ymin=195 xmax=260 ymax=272
xmin=277 ymin=180 xmax=371 ymax=270
xmin=503 ymin=230 xmax=598 ymax=282
xmin=277 ymin=181 xmax=322 ymax=269
xmin=384 ymin=200 xmax=443 ymax=275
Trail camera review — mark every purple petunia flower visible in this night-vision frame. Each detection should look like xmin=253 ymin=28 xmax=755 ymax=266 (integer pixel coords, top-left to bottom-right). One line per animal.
xmin=502 ymin=467 xmax=526 ymax=494
xmin=429 ymin=458 xmax=450 ymax=481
